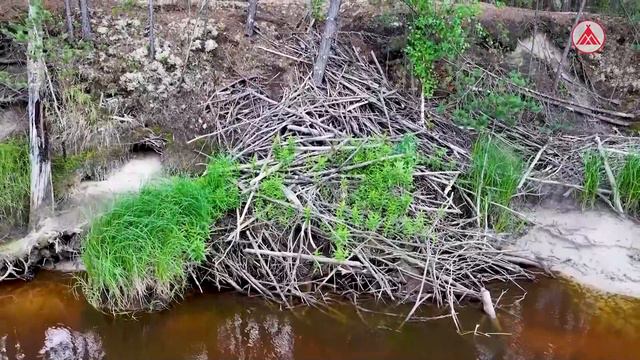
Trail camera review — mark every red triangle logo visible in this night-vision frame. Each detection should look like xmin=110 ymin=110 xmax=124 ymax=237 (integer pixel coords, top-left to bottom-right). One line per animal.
xmin=577 ymin=25 xmax=601 ymax=46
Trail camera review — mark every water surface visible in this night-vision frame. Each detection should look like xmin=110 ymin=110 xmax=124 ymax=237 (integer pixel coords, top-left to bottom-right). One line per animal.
xmin=0 ymin=273 xmax=638 ymax=359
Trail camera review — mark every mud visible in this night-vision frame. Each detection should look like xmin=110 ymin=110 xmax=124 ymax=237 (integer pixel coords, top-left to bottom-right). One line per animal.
xmin=511 ymin=206 xmax=640 ymax=298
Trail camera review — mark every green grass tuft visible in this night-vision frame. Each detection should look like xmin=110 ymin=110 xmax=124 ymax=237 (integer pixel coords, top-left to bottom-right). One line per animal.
xmin=581 ymin=151 xmax=603 ymax=208
xmin=81 ymin=156 xmax=239 ymax=312
xmin=0 ymin=138 xmax=30 ymax=228
xmin=617 ymin=153 xmax=640 ymax=214
xmin=467 ymin=135 xmax=523 ymax=232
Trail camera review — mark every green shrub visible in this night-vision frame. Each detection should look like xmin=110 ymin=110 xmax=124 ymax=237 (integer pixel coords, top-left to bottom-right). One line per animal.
xmin=452 ymin=69 xmax=541 ymax=129
xmin=617 ymin=153 xmax=640 ymax=213
xmin=81 ymin=156 xmax=239 ymax=312
xmin=467 ymin=135 xmax=523 ymax=231
xmin=581 ymin=151 xmax=603 ymax=208
xmin=0 ymin=138 xmax=30 ymax=228
xmin=405 ymin=0 xmax=478 ymax=96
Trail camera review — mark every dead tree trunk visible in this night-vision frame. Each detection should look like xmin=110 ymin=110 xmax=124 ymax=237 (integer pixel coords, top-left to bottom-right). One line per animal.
xmin=312 ymin=0 xmax=341 ymax=86
xmin=148 ymin=0 xmax=155 ymax=59
xmin=63 ymin=0 xmax=74 ymax=41
xmin=27 ymin=0 xmax=54 ymax=229
xmin=79 ymin=0 xmax=93 ymax=40
xmin=244 ymin=0 xmax=259 ymax=36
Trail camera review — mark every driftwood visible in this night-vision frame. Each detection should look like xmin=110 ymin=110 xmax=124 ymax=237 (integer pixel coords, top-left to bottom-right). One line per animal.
xmin=27 ymin=0 xmax=54 ymax=229
xmin=244 ymin=0 xmax=258 ymax=36
xmin=312 ymin=0 xmax=341 ymax=86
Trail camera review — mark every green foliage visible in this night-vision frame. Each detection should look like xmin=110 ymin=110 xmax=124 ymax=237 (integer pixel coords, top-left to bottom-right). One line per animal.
xmin=452 ymin=69 xmax=541 ymax=129
xmin=311 ymin=0 xmax=325 ymax=21
xmin=273 ymin=135 xmax=296 ymax=166
xmin=405 ymin=1 xmax=478 ymax=96
xmin=467 ymin=136 xmax=523 ymax=231
xmin=0 ymin=138 xmax=30 ymax=228
xmin=255 ymin=175 xmax=295 ymax=224
xmin=616 ymin=153 xmax=640 ymax=214
xmin=81 ymin=156 xmax=239 ymax=312
xmin=0 ymin=71 xmax=27 ymax=91
xmin=581 ymin=151 xmax=603 ymax=208
xmin=62 ymin=85 xmax=101 ymax=124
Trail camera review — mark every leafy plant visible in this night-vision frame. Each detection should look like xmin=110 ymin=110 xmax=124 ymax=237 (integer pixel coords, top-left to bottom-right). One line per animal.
xmin=581 ymin=151 xmax=603 ymax=208
xmin=255 ymin=175 xmax=295 ymax=224
xmin=0 ymin=138 xmax=30 ymax=228
xmin=467 ymin=135 xmax=523 ymax=231
xmin=311 ymin=0 xmax=325 ymax=21
xmin=617 ymin=153 xmax=640 ymax=213
xmin=452 ymin=69 xmax=541 ymax=129
xmin=405 ymin=0 xmax=478 ymax=96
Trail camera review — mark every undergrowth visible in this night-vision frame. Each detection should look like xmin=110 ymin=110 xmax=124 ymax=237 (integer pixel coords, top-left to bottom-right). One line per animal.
xmin=81 ymin=156 xmax=239 ymax=312
xmin=467 ymin=135 xmax=523 ymax=232
xmin=0 ymin=138 xmax=30 ymax=228
xmin=617 ymin=153 xmax=640 ymax=214
xmin=581 ymin=151 xmax=603 ymax=208
xmin=450 ymin=69 xmax=541 ymax=129
xmin=405 ymin=0 xmax=478 ymax=96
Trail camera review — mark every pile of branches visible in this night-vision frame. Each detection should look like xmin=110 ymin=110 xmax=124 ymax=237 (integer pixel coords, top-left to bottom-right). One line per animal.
xmin=192 ymin=33 xmax=539 ymax=317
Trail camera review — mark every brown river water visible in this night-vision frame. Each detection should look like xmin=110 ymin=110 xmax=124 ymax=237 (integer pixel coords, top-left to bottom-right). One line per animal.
xmin=0 ymin=272 xmax=639 ymax=360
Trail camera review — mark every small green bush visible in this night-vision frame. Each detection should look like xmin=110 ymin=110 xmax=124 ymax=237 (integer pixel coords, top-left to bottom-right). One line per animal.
xmin=81 ymin=156 xmax=239 ymax=312
xmin=467 ymin=135 xmax=523 ymax=231
xmin=405 ymin=0 xmax=478 ymax=96
xmin=581 ymin=151 xmax=603 ymax=208
xmin=0 ymin=138 xmax=30 ymax=228
xmin=617 ymin=153 xmax=640 ymax=213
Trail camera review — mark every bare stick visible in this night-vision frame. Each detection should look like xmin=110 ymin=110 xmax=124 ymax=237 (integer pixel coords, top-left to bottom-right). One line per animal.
xmin=244 ymin=248 xmax=364 ymax=268
xmin=312 ymin=0 xmax=342 ymax=86
xmin=244 ymin=0 xmax=258 ymax=36
xmin=552 ymin=0 xmax=586 ymax=92
xmin=517 ymin=143 xmax=547 ymax=190
xmin=480 ymin=288 xmax=497 ymax=319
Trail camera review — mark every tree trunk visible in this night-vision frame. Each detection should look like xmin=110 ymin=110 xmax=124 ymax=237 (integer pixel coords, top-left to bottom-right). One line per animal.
xmin=79 ymin=0 xmax=93 ymax=40
xmin=244 ymin=0 xmax=259 ymax=36
xmin=148 ymin=0 xmax=156 ymax=59
xmin=64 ymin=0 xmax=74 ymax=41
xmin=312 ymin=0 xmax=341 ymax=86
xmin=27 ymin=0 xmax=54 ymax=229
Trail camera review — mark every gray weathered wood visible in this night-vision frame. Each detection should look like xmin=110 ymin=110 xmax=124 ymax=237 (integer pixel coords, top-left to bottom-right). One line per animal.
xmin=64 ymin=0 xmax=74 ymax=41
xmin=148 ymin=0 xmax=156 ymax=59
xmin=27 ymin=0 xmax=54 ymax=229
xmin=244 ymin=0 xmax=258 ymax=36
xmin=79 ymin=0 xmax=93 ymax=40
xmin=312 ymin=0 xmax=341 ymax=86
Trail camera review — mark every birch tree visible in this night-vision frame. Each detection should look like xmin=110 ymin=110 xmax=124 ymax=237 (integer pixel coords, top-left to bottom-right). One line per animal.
xmin=79 ymin=0 xmax=93 ymax=40
xmin=27 ymin=0 xmax=54 ymax=228
xmin=312 ymin=0 xmax=341 ymax=86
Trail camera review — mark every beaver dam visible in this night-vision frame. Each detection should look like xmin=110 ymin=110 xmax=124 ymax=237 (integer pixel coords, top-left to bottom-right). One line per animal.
xmin=1 ymin=0 xmax=640 ymax=358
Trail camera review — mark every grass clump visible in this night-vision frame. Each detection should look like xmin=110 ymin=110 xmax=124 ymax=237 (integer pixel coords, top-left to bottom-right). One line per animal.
xmin=0 ymin=138 xmax=30 ymax=228
xmin=616 ymin=153 xmax=640 ymax=214
xmin=581 ymin=151 xmax=603 ymax=208
xmin=81 ymin=156 xmax=239 ymax=312
xmin=467 ymin=136 xmax=523 ymax=232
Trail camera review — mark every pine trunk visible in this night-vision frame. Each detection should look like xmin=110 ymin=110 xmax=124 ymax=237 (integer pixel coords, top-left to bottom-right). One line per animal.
xmin=27 ymin=0 xmax=54 ymax=229
xmin=244 ymin=0 xmax=259 ymax=36
xmin=79 ymin=0 xmax=93 ymax=40
xmin=64 ymin=0 xmax=74 ymax=41
xmin=148 ymin=0 xmax=156 ymax=59
xmin=312 ymin=0 xmax=341 ymax=86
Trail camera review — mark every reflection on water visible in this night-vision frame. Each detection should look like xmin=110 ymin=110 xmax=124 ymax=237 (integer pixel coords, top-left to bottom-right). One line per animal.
xmin=0 ymin=273 xmax=639 ymax=360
